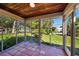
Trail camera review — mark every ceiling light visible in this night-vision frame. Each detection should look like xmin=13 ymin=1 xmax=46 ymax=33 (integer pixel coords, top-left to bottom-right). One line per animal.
xmin=30 ymin=3 xmax=35 ymax=7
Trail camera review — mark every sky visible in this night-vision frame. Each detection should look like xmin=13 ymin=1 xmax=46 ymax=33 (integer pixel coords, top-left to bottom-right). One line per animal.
xmin=52 ymin=17 xmax=62 ymax=29
xmin=52 ymin=8 xmax=79 ymax=29
xmin=75 ymin=8 xmax=79 ymax=17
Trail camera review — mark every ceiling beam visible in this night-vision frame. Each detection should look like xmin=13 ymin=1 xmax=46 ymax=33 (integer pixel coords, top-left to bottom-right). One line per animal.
xmin=63 ymin=3 xmax=76 ymax=18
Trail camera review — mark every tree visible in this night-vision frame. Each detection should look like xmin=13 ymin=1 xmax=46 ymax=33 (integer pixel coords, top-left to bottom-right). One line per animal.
xmin=31 ymin=20 xmax=39 ymax=29
xmin=75 ymin=17 xmax=79 ymax=36
xmin=0 ymin=16 xmax=14 ymax=33
xmin=42 ymin=19 xmax=53 ymax=29
xmin=26 ymin=20 xmax=39 ymax=29
xmin=66 ymin=16 xmax=71 ymax=36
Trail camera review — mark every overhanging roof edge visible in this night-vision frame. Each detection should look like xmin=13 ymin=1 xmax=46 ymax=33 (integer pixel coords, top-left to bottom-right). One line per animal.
xmin=26 ymin=12 xmax=63 ymax=20
xmin=0 ymin=8 xmax=24 ymax=20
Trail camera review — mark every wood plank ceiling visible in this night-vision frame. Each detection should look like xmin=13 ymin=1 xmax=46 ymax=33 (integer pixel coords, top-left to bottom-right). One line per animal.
xmin=0 ymin=3 xmax=68 ymax=18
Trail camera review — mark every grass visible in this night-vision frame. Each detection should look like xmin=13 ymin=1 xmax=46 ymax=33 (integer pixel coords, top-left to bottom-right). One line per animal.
xmin=42 ymin=34 xmax=63 ymax=45
xmin=0 ymin=33 xmax=24 ymax=51
xmin=0 ymin=32 xmax=79 ymax=55
xmin=41 ymin=34 xmax=79 ymax=55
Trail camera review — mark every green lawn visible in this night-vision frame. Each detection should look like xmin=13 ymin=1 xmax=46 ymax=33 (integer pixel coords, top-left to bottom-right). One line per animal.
xmin=0 ymin=33 xmax=24 ymax=50
xmin=41 ymin=34 xmax=79 ymax=48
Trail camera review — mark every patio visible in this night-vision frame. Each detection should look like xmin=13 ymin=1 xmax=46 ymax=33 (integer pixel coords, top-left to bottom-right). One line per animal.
xmin=0 ymin=41 xmax=66 ymax=56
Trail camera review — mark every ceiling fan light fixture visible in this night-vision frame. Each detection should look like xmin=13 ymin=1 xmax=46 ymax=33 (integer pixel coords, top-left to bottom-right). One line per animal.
xmin=30 ymin=3 xmax=35 ymax=7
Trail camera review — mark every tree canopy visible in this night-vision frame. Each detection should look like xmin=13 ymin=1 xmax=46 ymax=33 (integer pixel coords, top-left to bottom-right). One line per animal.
xmin=0 ymin=16 xmax=15 ymax=28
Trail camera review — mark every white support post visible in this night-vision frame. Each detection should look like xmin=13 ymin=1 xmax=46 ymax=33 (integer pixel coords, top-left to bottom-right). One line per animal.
xmin=62 ymin=15 xmax=67 ymax=50
xmin=38 ymin=19 xmax=41 ymax=45
xmin=15 ymin=21 xmax=18 ymax=44
xmin=30 ymin=20 xmax=33 ymax=42
xmin=71 ymin=11 xmax=76 ymax=56
xmin=1 ymin=29 xmax=3 ymax=52
xmin=24 ymin=20 xmax=26 ymax=41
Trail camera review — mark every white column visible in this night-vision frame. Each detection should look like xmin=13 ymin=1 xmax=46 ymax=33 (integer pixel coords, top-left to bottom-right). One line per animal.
xmin=62 ymin=15 xmax=67 ymax=50
xmin=30 ymin=20 xmax=33 ymax=42
xmin=1 ymin=29 xmax=3 ymax=52
xmin=15 ymin=21 xmax=18 ymax=44
xmin=24 ymin=20 xmax=26 ymax=41
xmin=71 ymin=11 xmax=76 ymax=56
xmin=38 ymin=19 xmax=41 ymax=45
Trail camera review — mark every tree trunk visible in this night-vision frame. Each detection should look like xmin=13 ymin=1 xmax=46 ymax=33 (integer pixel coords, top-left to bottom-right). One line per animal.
xmin=12 ymin=21 xmax=16 ymax=33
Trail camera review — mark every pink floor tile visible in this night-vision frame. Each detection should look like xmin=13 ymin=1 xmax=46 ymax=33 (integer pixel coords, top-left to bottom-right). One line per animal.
xmin=0 ymin=42 xmax=65 ymax=56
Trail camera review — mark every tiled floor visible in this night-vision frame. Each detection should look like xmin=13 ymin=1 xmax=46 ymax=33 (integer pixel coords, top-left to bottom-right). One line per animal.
xmin=0 ymin=42 xmax=66 ymax=56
